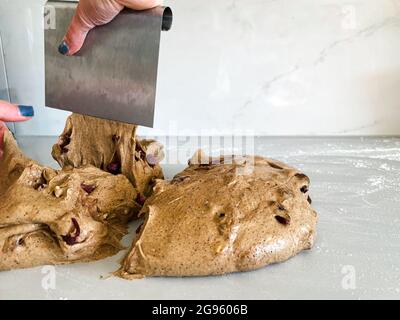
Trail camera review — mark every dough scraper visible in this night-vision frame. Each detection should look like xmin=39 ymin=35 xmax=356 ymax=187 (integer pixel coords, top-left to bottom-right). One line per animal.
xmin=44 ymin=1 xmax=173 ymax=127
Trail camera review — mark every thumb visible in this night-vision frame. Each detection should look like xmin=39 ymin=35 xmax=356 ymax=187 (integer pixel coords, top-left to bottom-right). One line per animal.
xmin=59 ymin=0 xmax=124 ymax=56
xmin=59 ymin=9 xmax=95 ymax=56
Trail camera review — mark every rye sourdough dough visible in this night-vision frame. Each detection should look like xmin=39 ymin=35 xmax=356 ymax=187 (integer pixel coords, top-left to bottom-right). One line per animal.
xmin=52 ymin=114 xmax=164 ymax=198
xmin=118 ymin=151 xmax=318 ymax=278
xmin=0 ymin=130 xmax=139 ymax=271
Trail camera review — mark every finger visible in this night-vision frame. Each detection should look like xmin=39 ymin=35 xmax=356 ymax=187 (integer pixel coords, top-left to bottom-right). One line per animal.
xmin=60 ymin=0 xmax=123 ymax=56
xmin=59 ymin=16 xmax=90 ymax=56
xmin=117 ymin=0 xmax=163 ymax=10
xmin=59 ymin=6 xmax=95 ymax=56
xmin=0 ymin=101 xmax=34 ymax=122
xmin=0 ymin=121 xmax=7 ymax=159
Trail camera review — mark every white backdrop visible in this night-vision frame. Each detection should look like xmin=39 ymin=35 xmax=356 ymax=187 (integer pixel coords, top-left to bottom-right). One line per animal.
xmin=0 ymin=0 xmax=399 ymax=136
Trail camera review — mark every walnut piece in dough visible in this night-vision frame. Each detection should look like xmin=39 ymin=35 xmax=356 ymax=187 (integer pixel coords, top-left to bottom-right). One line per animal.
xmin=0 ymin=130 xmax=139 ymax=271
xmin=118 ymin=151 xmax=318 ymax=278
xmin=52 ymin=114 xmax=164 ymax=198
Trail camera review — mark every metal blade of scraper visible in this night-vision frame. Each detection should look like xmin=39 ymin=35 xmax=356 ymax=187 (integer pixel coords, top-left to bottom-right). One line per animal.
xmin=44 ymin=1 xmax=173 ymax=127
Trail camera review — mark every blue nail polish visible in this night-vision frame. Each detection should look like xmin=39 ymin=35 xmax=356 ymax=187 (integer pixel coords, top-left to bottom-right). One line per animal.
xmin=58 ymin=41 xmax=69 ymax=55
xmin=18 ymin=105 xmax=34 ymax=117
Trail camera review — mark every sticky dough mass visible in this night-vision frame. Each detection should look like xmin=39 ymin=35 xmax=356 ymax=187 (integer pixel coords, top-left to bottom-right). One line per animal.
xmin=1 ymin=115 xmax=317 ymax=276
xmin=52 ymin=114 xmax=164 ymax=198
xmin=0 ymin=127 xmax=142 ymax=271
xmin=118 ymin=151 xmax=318 ymax=278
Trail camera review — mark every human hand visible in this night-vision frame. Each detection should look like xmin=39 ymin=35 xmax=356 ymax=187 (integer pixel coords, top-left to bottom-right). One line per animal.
xmin=59 ymin=0 xmax=163 ymax=56
xmin=0 ymin=101 xmax=34 ymax=158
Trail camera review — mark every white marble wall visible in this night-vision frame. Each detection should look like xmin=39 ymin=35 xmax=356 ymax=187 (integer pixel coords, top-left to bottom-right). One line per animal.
xmin=1 ymin=0 xmax=400 ymax=136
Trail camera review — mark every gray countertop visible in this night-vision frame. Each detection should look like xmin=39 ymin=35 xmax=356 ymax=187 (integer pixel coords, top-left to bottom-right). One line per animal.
xmin=1 ymin=136 xmax=399 ymax=300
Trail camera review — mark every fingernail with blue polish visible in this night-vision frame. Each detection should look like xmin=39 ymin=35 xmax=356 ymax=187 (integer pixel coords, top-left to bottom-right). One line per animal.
xmin=58 ymin=41 xmax=69 ymax=55
xmin=18 ymin=105 xmax=34 ymax=117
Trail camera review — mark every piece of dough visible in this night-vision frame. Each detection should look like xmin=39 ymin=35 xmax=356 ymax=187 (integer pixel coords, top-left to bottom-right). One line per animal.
xmin=0 ymin=128 xmax=32 ymax=194
xmin=52 ymin=114 xmax=164 ymax=198
xmin=117 ymin=151 xmax=317 ymax=278
xmin=0 ymin=130 xmax=139 ymax=271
